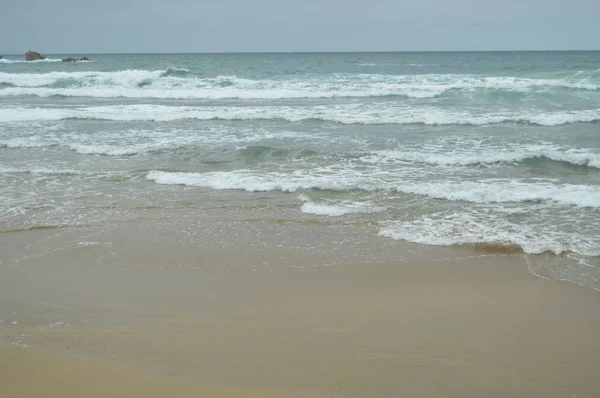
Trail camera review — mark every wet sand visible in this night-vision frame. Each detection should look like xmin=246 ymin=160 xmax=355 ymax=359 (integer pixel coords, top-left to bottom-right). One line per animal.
xmin=1 ymin=225 xmax=600 ymax=398
xmin=0 ymin=343 xmax=324 ymax=398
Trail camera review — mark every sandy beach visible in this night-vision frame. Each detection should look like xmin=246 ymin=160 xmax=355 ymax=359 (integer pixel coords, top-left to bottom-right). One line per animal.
xmin=2 ymin=221 xmax=600 ymax=398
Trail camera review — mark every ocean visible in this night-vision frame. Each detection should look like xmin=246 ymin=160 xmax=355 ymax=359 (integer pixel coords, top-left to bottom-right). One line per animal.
xmin=1 ymin=52 xmax=599 ymax=289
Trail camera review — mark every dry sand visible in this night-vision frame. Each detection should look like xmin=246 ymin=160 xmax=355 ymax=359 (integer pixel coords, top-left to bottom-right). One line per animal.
xmin=1 ymin=227 xmax=600 ymax=398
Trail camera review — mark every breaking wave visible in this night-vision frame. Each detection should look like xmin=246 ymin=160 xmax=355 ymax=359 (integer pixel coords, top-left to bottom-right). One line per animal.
xmin=395 ymin=180 xmax=600 ymax=208
xmin=298 ymin=194 xmax=385 ymax=216
xmin=146 ymin=170 xmax=600 ymax=208
xmin=361 ymin=146 xmax=600 ymax=169
xmin=2 ymin=104 xmax=599 ymax=126
xmin=379 ymin=211 xmax=600 ymax=257
xmin=0 ymin=58 xmax=62 ymax=64
xmin=1 ymin=69 xmax=599 ymax=99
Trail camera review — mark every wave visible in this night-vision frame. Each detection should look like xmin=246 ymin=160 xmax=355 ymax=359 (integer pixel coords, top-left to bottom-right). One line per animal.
xmin=0 ymin=137 xmax=58 ymax=149
xmin=396 ymin=180 xmax=600 ymax=208
xmin=146 ymin=170 xmax=600 ymax=208
xmin=0 ymin=166 xmax=84 ymax=175
xmin=160 ymin=67 xmax=190 ymax=78
xmin=0 ymin=138 xmax=161 ymax=156
xmin=379 ymin=211 xmax=600 ymax=257
xmin=1 ymin=128 xmax=309 ymax=156
xmin=66 ymin=143 xmax=315 ymax=158
xmin=145 ymin=170 xmax=368 ymax=192
xmin=2 ymin=104 xmax=599 ymax=126
xmin=298 ymin=194 xmax=384 ymax=216
xmin=1 ymin=70 xmax=599 ymax=99
xmin=0 ymin=58 xmax=62 ymax=64
xmin=362 ymin=146 xmax=600 ymax=169
xmin=238 ymin=146 xmax=318 ymax=160
xmin=66 ymin=143 xmax=146 ymax=156
xmin=1 ymin=137 xmax=167 ymax=156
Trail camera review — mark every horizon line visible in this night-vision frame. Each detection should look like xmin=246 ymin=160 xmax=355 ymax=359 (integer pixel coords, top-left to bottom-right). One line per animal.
xmin=2 ymin=49 xmax=600 ymax=56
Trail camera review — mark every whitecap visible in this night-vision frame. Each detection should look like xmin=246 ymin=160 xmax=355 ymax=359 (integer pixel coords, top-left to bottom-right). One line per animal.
xmin=396 ymin=180 xmax=600 ymax=208
xmin=2 ymin=104 xmax=599 ymax=126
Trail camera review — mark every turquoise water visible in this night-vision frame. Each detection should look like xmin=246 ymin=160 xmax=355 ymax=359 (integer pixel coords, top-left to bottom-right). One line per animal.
xmin=1 ymin=52 xmax=599 ymax=287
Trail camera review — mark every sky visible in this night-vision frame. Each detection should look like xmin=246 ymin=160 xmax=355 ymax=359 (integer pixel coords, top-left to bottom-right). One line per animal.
xmin=1 ymin=0 xmax=599 ymax=54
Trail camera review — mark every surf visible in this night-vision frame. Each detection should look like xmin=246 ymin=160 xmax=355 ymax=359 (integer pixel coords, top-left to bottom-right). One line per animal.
xmin=1 ymin=70 xmax=599 ymax=100
xmin=2 ymin=104 xmax=600 ymax=126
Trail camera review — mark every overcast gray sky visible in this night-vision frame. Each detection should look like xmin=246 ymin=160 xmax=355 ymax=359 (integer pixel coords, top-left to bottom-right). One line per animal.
xmin=1 ymin=0 xmax=599 ymax=53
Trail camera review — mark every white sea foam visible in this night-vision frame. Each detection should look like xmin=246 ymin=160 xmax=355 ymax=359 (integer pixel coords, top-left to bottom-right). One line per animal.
xmin=146 ymin=170 xmax=365 ymax=192
xmin=67 ymin=143 xmax=150 ymax=156
xmin=363 ymin=145 xmax=600 ymax=169
xmin=1 ymin=137 xmax=58 ymax=148
xmin=0 ymin=166 xmax=84 ymax=175
xmin=397 ymin=180 xmax=600 ymax=208
xmin=0 ymin=58 xmax=62 ymax=64
xmin=146 ymin=169 xmax=600 ymax=208
xmin=2 ymin=104 xmax=599 ymax=126
xmin=0 ymin=126 xmax=310 ymax=156
xmin=144 ymin=168 xmax=600 ymax=256
xmin=379 ymin=211 xmax=600 ymax=256
xmin=298 ymin=194 xmax=384 ymax=216
xmin=1 ymin=70 xmax=599 ymax=99
xmin=0 ymin=69 xmax=165 ymax=87
xmin=301 ymin=202 xmax=366 ymax=216
xmin=0 ymin=108 xmax=70 ymax=123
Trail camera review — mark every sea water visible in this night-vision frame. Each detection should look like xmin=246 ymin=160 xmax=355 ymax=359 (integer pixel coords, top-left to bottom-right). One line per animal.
xmin=1 ymin=52 xmax=599 ymax=287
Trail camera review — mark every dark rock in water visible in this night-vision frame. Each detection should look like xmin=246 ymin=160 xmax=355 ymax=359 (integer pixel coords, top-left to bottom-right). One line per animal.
xmin=61 ymin=56 xmax=90 ymax=62
xmin=60 ymin=56 xmax=90 ymax=63
xmin=60 ymin=56 xmax=90 ymax=62
xmin=25 ymin=50 xmax=45 ymax=61
xmin=0 ymin=56 xmax=3 ymax=60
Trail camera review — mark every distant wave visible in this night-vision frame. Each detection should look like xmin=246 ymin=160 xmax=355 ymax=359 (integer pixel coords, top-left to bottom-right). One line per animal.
xmin=66 ymin=143 xmax=146 ymax=156
xmin=358 ymin=63 xmax=441 ymax=67
xmin=0 ymin=129 xmax=309 ymax=156
xmin=0 ymin=137 xmax=172 ymax=156
xmin=0 ymin=58 xmax=62 ymax=64
xmin=159 ymin=67 xmax=190 ymax=77
xmin=0 ymin=137 xmax=59 ymax=149
xmin=6 ymin=128 xmax=598 ymax=171
xmin=0 ymin=69 xmax=599 ymax=99
xmin=0 ymin=166 xmax=85 ymax=175
xmin=2 ymin=104 xmax=599 ymax=126
xmin=361 ymin=147 xmax=600 ymax=169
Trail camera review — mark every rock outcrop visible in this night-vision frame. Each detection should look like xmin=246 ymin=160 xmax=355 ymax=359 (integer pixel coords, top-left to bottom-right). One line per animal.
xmin=0 ymin=56 xmax=3 ymax=60
xmin=25 ymin=50 xmax=45 ymax=61
xmin=62 ymin=56 xmax=90 ymax=62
